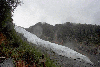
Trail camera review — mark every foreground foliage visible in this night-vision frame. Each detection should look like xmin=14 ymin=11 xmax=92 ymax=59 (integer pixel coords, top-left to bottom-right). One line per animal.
xmin=0 ymin=0 xmax=58 ymax=67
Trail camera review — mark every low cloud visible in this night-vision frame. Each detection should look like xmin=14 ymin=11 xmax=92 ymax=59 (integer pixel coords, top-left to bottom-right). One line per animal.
xmin=12 ymin=0 xmax=100 ymax=28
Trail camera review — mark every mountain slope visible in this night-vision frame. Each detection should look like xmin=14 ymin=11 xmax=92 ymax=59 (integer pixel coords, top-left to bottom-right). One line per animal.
xmin=15 ymin=25 xmax=94 ymax=67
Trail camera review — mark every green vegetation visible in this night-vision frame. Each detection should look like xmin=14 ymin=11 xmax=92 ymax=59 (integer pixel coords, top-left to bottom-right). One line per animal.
xmin=0 ymin=0 xmax=58 ymax=67
xmin=0 ymin=31 xmax=58 ymax=66
xmin=56 ymin=22 xmax=100 ymax=46
xmin=27 ymin=22 xmax=100 ymax=47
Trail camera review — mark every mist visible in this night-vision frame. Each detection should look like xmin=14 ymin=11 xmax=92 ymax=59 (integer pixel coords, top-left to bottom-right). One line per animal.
xmin=12 ymin=0 xmax=100 ymax=28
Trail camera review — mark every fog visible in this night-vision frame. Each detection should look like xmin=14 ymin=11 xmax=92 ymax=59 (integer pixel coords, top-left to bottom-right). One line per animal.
xmin=12 ymin=0 xmax=100 ymax=28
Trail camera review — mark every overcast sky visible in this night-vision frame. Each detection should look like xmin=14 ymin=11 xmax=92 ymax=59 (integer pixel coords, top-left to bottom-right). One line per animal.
xmin=12 ymin=0 xmax=100 ymax=28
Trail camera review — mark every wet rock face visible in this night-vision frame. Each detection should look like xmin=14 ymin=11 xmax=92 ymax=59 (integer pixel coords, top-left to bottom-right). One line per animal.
xmin=0 ymin=58 xmax=14 ymax=67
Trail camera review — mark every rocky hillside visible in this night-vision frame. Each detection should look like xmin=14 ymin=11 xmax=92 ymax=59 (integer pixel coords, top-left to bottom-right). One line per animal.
xmin=25 ymin=22 xmax=100 ymax=55
xmin=26 ymin=22 xmax=100 ymax=45
xmin=25 ymin=22 xmax=100 ymax=67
